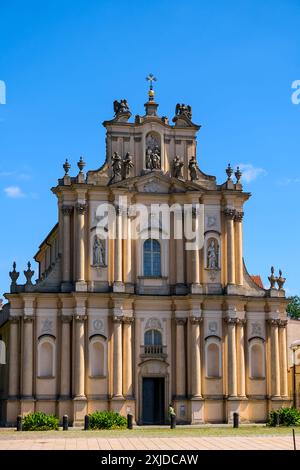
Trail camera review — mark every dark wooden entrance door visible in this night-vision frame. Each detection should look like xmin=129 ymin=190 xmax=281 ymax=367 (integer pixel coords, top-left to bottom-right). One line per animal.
xmin=142 ymin=377 xmax=165 ymax=424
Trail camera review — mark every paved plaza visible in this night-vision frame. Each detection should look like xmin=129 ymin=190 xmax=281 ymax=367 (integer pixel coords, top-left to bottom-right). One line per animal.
xmin=0 ymin=434 xmax=298 ymax=450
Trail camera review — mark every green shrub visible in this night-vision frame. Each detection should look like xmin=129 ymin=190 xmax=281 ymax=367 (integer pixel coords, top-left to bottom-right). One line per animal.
xmin=22 ymin=412 xmax=59 ymax=431
xmin=88 ymin=410 xmax=127 ymax=430
xmin=268 ymin=407 xmax=300 ymax=427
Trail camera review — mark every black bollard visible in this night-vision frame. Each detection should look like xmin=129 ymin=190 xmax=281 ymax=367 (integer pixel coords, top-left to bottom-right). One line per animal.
xmin=63 ymin=415 xmax=68 ymax=431
xmin=233 ymin=412 xmax=239 ymax=428
xmin=84 ymin=414 xmax=90 ymax=431
xmin=16 ymin=415 xmax=22 ymax=432
xmin=127 ymin=413 xmax=133 ymax=430
xmin=170 ymin=414 xmax=176 ymax=429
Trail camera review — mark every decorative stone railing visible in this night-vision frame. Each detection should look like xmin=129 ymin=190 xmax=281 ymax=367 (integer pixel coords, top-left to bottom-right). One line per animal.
xmin=140 ymin=345 xmax=167 ymax=358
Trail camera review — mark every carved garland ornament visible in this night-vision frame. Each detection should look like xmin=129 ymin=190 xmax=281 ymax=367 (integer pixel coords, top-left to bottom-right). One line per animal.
xmin=145 ymin=317 xmax=162 ymax=331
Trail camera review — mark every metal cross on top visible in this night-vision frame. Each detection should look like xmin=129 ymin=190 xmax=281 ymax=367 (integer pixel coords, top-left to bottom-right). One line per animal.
xmin=146 ymin=73 xmax=157 ymax=91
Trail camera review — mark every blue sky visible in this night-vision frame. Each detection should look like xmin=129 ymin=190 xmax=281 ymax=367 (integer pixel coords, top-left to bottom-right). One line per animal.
xmin=0 ymin=0 xmax=300 ymax=297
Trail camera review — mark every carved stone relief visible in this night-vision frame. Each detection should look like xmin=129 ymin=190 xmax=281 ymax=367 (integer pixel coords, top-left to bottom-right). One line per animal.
xmin=41 ymin=319 xmax=53 ymax=335
xmin=145 ymin=317 xmax=162 ymax=331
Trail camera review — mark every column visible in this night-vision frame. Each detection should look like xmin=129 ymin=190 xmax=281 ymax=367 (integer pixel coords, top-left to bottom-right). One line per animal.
xmin=237 ymin=319 xmax=246 ymax=397
xmin=113 ymin=316 xmax=123 ymax=398
xmin=224 ymin=209 xmax=236 ymax=285
xmin=191 ymin=208 xmax=200 ymax=292
xmin=270 ymin=319 xmax=281 ymax=397
xmin=176 ymin=318 xmax=186 ymax=397
xmin=61 ymin=205 xmax=73 ymax=284
xmin=190 ymin=317 xmax=202 ymax=397
xmin=123 ymin=317 xmax=133 ymax=397
xmin=8 ymin=317 xmax=19 ymax=398
xmin=60 ymin=316 xmax=72 ymax=398
xmin=279 ymin=320 xmax=288 ymax=397
xmin=124 ymin=213 xmax=132 ymax=285
xmin=22 ymin=317 xmax=34 ymax=398
xmin=114 ymin=205 xmax=124 ymax=291
xmin=175 ymin=208 xmax=184 ymax=286
xmin=176 ymin=239 xmax=185 ymax=285
xmin=74 ymin=315 xmax=86 ymax=398
xmin=226 ymin=318 xmax=238 ymax=397
xmin=235 ymin=211 xmax=244 ymax=286
xmin=75 ymin=202 xmax=87 ymax=284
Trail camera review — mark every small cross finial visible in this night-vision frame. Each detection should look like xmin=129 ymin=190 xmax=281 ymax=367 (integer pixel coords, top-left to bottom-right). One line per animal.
xmin=146 ymin=73 xmax=157 ymax=91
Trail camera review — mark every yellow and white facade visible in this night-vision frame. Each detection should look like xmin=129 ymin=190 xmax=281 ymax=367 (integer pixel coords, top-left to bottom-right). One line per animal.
xmin=0 ymin=89 xmax=290 ymax=425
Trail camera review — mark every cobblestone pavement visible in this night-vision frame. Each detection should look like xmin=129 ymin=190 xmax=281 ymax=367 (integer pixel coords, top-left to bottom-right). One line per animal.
xmin=0 ymin=435 xmax=298 ymax=450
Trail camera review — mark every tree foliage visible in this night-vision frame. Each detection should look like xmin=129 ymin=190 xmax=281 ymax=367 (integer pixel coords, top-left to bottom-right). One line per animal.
xmin=287 ymin=296 xmax=300 ymax=319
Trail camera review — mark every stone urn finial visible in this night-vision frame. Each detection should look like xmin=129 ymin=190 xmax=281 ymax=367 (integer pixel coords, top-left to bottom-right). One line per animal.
xmin=77 ymin=156 xmax=86 ymax=173
xmin=277 ymin=269 xmax=286 ymax=290
xmin=235 ymin=166 xmax=242 ymax=183
xmin=63 ymin=158 xmax=71 ymax=175
xmin=24 ymin=261 xmax=34 ymax=286
xmin=9 ymin=261 xmax=19 ymax=286
xmin=226 ymin=163 xmax=233 ymax=180
xmin=268 ymin=266 xmax=278 ymax=289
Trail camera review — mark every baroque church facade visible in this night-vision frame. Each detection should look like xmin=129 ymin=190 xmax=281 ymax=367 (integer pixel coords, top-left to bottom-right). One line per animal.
xmin=0 ymin=83 xmax=291 ymax=425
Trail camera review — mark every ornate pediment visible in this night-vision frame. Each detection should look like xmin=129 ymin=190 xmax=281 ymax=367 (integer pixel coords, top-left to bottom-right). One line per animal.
xmin=137 ymin=175 xmax=171 ymax=193
xmin=142 ymin=180 xmax=167 ymax=193
xmin=109 ymin=171 xmax=207 ymax=194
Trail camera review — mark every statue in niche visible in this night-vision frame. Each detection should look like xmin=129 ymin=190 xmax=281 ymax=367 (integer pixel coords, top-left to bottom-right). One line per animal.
xmin=111 ymin=151 xmax=122 ymax=182
xmin=172 ymin=156 xmax=184 ymax=178
xmin=93 ymin=236 xmax=106 ymax=267
xmin=145 ymin=133 xmax=161 ymax=170
xmin=175 ymin=103 xmax=192 ymax=120
xmin=207 ymin=239 xmax=219 ymax=269
xmin=113 ymin=99 xmax=130 ymax=116
xmin=188 ymin=156 xmax=198 ymax=181
xmin=151 ymin=149 xmax=161 ymax=169
xmin=122 ymin=152 xmax=134 ymax=178
xmin=146 ymin=147 xmax=152 ymax=169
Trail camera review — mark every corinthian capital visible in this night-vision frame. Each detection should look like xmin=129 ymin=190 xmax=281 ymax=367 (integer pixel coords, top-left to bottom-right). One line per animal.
xmin=190 ymin=316 xmax=203 ymax=325
xmin=113 ymin=315 xmax=123 ymax=324
xmin=75 ymin=202 xmax=87 ymax=214
xmin=9 ymin=316 xmax=19 ymax=324
xmin=234 ymin=211 xmax=244 ymax=222
xmin=224 ymin=208 xmax=236 ymax=220
xmin=122 ymin=316 xmax=134 ymax=324
xmin=61 ymin=315 xmax=73 ymax=323
xmin=267 ymin=318 xmax=281 ymax=327
xmin=225 ymin=317 xmax=239 ymax=325
xmin=74 ymin=314 xmax=87 ymax=322
xmin=62 ymin=205 xmax=73 ymax=216
xmin=23 ymin=316 xmax=34 ymax=323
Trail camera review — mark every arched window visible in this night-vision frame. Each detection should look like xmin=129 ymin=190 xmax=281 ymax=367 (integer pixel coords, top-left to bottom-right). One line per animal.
xmin=205 ymin=338 xmax=221 ymax=378
xmin=249 ymin=340 xmax=265 ymax=379
xmin=89 ymin=336 xmax=106 ymax=377
xmin=143 ymin=239 xmax=161 ymax=276
xmin=38 ymin=337 xmax=55 ymax=378
xmin=144 ymin=329 xmax=162 ymax=346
